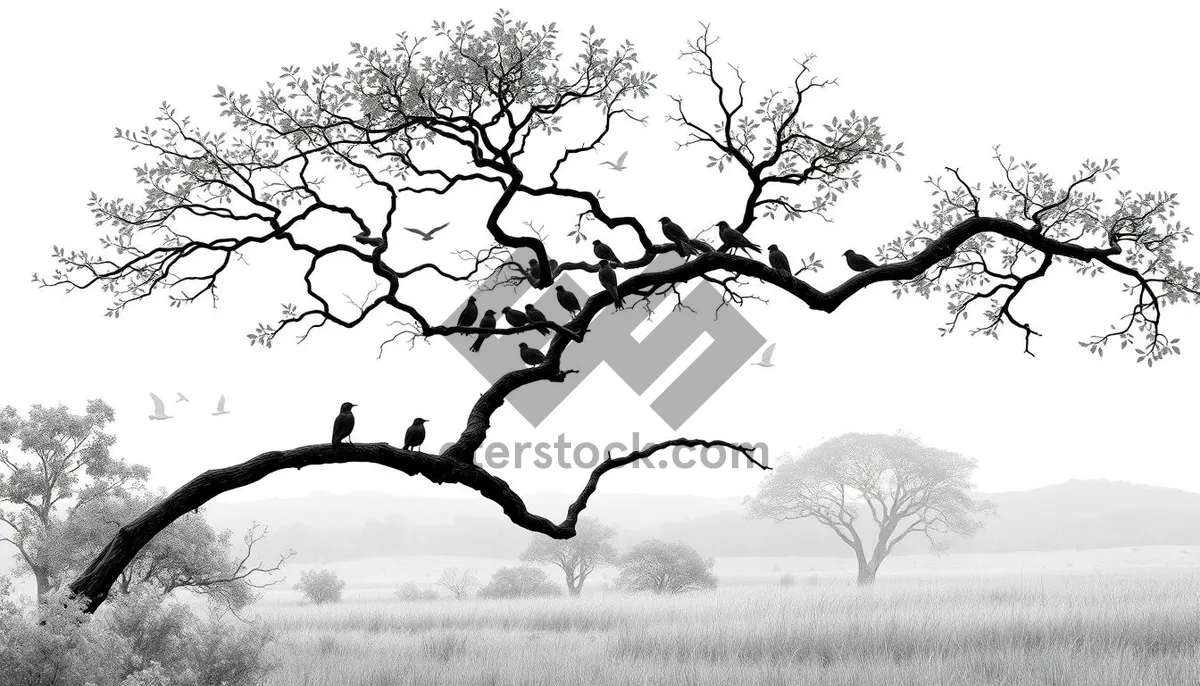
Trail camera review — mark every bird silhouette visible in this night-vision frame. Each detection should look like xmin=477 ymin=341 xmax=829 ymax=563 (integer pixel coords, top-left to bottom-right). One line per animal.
xmin=212 ymin=394 xmax=231 ymax=416
xmin=354 ymin=234 xmax=384 ymax=248
xmin=600 ymin=151 xmax=628 ymax=171
xmin=768 ymin=245 xmax=792 ymax=277
xmin=659 ymin=217 xmax=697 ymax=258
xmin=148 ymin=393 xmax=172 ymax=421
xmin=332 ymin=402 xmax=357 ymax=445
xmin=717 ymin=221 xmax=762 ymax=255
xmin=843 ymin=250 xmax=878 ymax=272
xmin=556 ymin=285 xmax=582 ymax=317
xmin=688 ymin=237 xmax=715 ymax=253
xmin=519 ymin=342 xmax=546 ymax=366
xmin=749 ymin=343 xmax=777 ymax=368
xmin=403 ymin=418 xmax=429 ymax=451
xmin=527 ymin=259 xmax=544 ymax=287
xmin=593 ymin=239 xmax=622 ymax=265
xmin=403 ymin=223 xmax=450 ymax=241
xmin=524 ymin=304 xmax=551 ymax=335
xmin=470 ymin=310 xmax=497 ymax=353
xmin=456 ymin=296 xmax=478 ymax=334
xmin=176 ymin=393 xmax=189 ymax=403
xmin=597 ymin=260 xmax=625 ymax=310
xmin=501 ymin=306 xmax=529 ymax=328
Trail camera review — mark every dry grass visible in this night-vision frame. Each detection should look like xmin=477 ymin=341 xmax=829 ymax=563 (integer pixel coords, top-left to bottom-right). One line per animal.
xmin=252 ymin=567 xmax=1200 ymax=685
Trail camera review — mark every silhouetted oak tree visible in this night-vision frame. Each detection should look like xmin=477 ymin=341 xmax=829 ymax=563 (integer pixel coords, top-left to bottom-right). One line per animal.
xmin=747 ymin=433 xmax=991 ymax=585
xmin=41 ymin=12 xmax=1198 ymax=612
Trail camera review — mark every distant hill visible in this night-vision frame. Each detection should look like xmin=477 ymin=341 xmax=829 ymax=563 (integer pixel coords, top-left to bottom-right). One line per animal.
xmin=200 ymin=479 xmax=1200 ymax=563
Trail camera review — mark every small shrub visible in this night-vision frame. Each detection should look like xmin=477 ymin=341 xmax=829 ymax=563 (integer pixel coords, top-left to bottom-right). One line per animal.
xmin=779 ymin=572 xmax=797 ymax=587
xmin=294 ymin=569 xmax=346 ymax=605
xmin=478 ymin=566 xmax=563 ymax=599
xmin=394 ymin=582 xmax=439 ymax=602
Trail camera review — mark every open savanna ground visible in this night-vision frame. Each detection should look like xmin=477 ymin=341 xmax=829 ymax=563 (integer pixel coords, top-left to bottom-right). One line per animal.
xmin=250 ymin=548 xmax=1200 ymax=685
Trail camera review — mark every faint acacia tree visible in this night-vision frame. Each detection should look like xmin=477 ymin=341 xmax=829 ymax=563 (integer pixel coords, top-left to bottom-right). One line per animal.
xmin=0 ymin=401 xmax=148 ymax=598
xmin=615 ymin=539 xmax=717 ymax=594
xmin=477 ymin=565 xmax=562 ymax=599
xmin=520 ymin=517 xmax=617 ymax=596
xmin=43 ymin=11 xmax=1200 ymax=614
xmin=746 ymin=433 xmax=992 ymax=585
xmin=436 ymin=567 xmax=478 ymax=600
xmin=294 ymin=569 xmax=346 ymax=605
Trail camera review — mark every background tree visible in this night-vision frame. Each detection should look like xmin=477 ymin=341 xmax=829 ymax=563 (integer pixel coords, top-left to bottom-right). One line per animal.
xmin=478 ymin=565 xmax=563 ymax=600
xmin=520 ymin=517 xmax=617 ymax=597
xmin=436 ymin=566 xmax=478 ymax=601
xmin=0 ymin=401 xmax=147 ymax=598
xmin=746 ymin=433 xmax=992 ymax=585
xmin=63 ymin=491 xmax=292 ymax=612
xmin=615 ymin=539 xmax=717 ymax=595
xmin=43 ymin=12 xmax=1199 ymax=613
xmin=394 ymin=581 xmax=439 ymax=602
xmin=294 ymin=569 xmax=345 ymax=605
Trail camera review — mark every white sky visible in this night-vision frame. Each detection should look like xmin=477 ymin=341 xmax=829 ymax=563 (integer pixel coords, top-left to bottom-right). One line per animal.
xmin=1 ymin=1 xmax=1198 ymax=507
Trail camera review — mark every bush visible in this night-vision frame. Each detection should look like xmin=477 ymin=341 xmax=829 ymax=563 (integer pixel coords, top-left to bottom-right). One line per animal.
xmin=779 ymin=572 xmax=797 ymax=587
xmin=478 ymin=566 xmax=563 ymax=600
xmin=294 ymin=569 xmax=346 ymax=605
xmin=0 ymin=582 xmax=273 ymax=686
xmin=394 ymin=582 xmax=439 ymax=602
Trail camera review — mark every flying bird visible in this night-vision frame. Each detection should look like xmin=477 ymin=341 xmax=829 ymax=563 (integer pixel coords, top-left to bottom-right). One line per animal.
xmin=597 ymin=260 xmax=625 ymax=310
xmin=768 ymin=245 xmax=793 ymax=277
xmin=659 ymin=217 xmax=697 ymax=258
xmin=456 ymin=296 xmax=478 ymax=333
xmin=524 ymin=304 xmax=551 ymax=335
xmin=403 ymin=222 xmax=450 ymax=241
xmin=843 ymin=250 xmax=878 ymax=272
xmin=501 ymin=306 xmax=529 ymax=328
xmin=176 ymin=393 xmax=189 ymax=403
xmin=600 ymin=151 xmax=628 ymax=171
xmin=556 ymin=285 xmax=582 ymax=317
xmin=332 ymin=402 xmax=357 ymax=445
xmin=403 ymin=418 xmax=429 ymax=451
xmin=519 ymin=342 xmax=546 ymax=366
xmin=148 ymin=393 xmax=172 ymax=421
xmin=749 ymin=343 xmax=777 ymax=368
xmin=212 ymin=395 xmax=231 ymax=416
xmin=470 ymin=310 xmax=497 ymax=353
xmin=717 ymin=221 xmax=762 ymax=256
xmin=593 ymin=239 xmax=623 ymax=265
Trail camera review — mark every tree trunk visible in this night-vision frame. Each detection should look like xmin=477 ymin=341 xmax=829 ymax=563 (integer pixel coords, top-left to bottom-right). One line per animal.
xmin=33 ymin=567 xmax=52 ymax=599
xmin=855 ymin=559 xmax=878 ymax=586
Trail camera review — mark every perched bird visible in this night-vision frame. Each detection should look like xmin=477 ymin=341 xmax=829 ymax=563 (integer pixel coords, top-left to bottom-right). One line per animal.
xmin=600 ymin=151 xmax=628 ymax=171
xmin=519 ymin=342 xmax=546 ymax=366
xmin=527 ymin=259 xmax=543 ymax=287
xmin=354 ymin=234 xmax=384 ymax=248
xmin=556 ymin=285 xmax=582 ymax=317
xmin=148 ymin=393 xmax=172 ymax=421
xmin=688 ymin=238 xmax=715 ymax=253
xmin=212 ymin=394 xmax=231 ymax=416
xmin=456 ymin=296 xmax=478 ymax=333
xmin=403 ymin=222 xmax=450 ymax=241
xmin=470 ymin=310 xmax=497 ymax=353
xmin=768 ymin=245 xmax=793 ymax=277
xmin=501 ymin=306 xmax=529 ymax=328
xmin=597 ymin=260 xmax=625 ymax=310
xmin=403 ymin=418 xmax=429 ymax=451
xmin=659 ymin=217 xmax=697 ymax=258
xmin=843 ymin=250 xmax=878 ymax=272
xmin=717 ymin=221 xmax=762 ymax=256
xmin=176 ymin=392 xmax=189 ymax=403
xmin=331 ymin=402 xmax=356 ymax=445
xmin=749 ymin=343 xmax=777 ymax=368
xmin=593 ymin=239 xmax=623 ymax=265
xmin=524 ymin=304 xmax=551 ymax=335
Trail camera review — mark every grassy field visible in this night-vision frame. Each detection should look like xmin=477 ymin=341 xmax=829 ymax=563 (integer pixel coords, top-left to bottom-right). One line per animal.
xmin=250 ymin=548 xmax=1200 ymax=685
